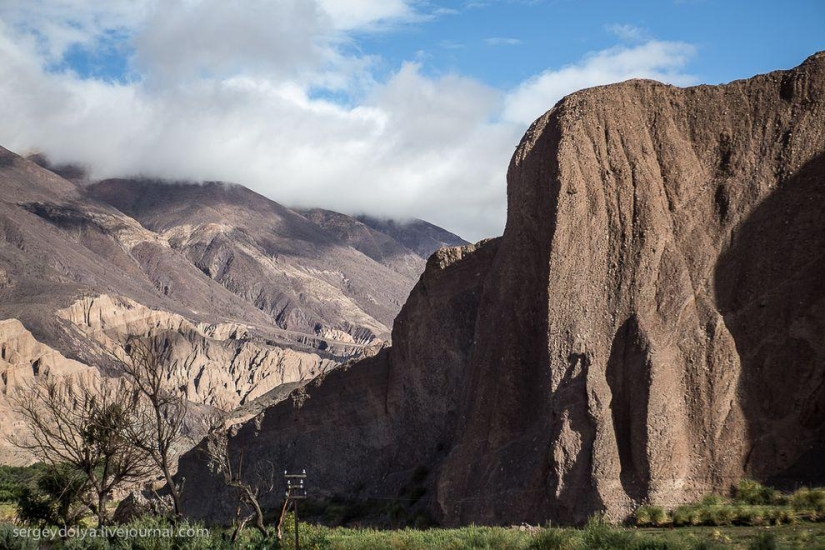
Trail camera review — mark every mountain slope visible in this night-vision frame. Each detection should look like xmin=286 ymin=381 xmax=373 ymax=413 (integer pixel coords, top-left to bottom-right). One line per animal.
xmin=0 ymin=149 xmax=464 ymax=463
xmin=356 ymin=215 xmax=468 ymax=259
xmin=299 ymin=208 xmax=426 ymax=282
xmin=176 ymin=52 xmax=825 ymax=526
xmin=86 ymin=179 xmax=417 ymax=344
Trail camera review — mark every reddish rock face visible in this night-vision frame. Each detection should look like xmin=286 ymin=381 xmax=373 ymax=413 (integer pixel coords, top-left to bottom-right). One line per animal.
xmin=177 ymin=52 xmax=825 ymax=526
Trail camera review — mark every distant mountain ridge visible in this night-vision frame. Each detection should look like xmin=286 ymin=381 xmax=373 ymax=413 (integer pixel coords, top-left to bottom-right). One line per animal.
xmin=356 ymin=215 xmax=468 ymax=259
xmin=299 ymin=208 xmax=468 ymax=282
xmin=0 ymin=147 xmax=466 ymax=464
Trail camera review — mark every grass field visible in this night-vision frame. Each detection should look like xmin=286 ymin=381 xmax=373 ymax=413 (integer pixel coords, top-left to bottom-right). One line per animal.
xmin=285 ymin=520 xmax=825 ymax=550
xmin=1 ymin=479 xmax=824 ymax=549
xmin=0 ymin=514 xmax=824 ymax=549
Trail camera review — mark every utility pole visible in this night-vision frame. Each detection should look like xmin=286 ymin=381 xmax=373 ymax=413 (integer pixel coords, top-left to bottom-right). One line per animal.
xmin=284 ymin=469 xmax=307 ymax=549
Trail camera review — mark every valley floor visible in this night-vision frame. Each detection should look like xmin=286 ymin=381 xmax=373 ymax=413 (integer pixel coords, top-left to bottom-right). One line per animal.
xmin=1 ymin=519 xmax=824 ymax=549
xmin=288 ymin=521 xmax=825 ymax=550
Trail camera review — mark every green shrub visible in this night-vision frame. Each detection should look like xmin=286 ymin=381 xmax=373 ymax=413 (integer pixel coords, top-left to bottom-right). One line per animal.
xmin=581 ymin=516 xmax=636 ymax=549
xmin=634 ymin=506 xmax=652 ymax=527
xmin=0 ymin=524 xmax=40 ymax=550
xmin=776 ymin=509 xmax=796 ymax=525
xmin=649 ymin=506 xmax=669 ymax=527
xmin=15 ymin=464 xmax=88 ymax=527
xmin=736 ymin=480 xmax=777 ymax=506
xmin=700 ymin=494 xmax=725 ymax=507
xmin=680 ymin=506 xmax=703 ymax=526
xmin=748 ymin=532 xmax=778 ymax=550
xmin=0 ymin=464 xmax=47 ymax=504
xmin=635 ymin=505 xmax=670 ymax=527
xmin=702 ymin=505 xmax=736 ymax=526
xmin=527 ymin=528 xmax=580 ymax=550
xmin=791 ymin=487 xmax=825 ymax=512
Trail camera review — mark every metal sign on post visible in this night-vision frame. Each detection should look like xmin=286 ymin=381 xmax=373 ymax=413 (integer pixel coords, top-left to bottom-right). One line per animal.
xmin=284 ymin=470 xmax=307 ymax=549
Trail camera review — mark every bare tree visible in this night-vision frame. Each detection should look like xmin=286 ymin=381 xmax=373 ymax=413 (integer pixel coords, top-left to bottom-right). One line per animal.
xmin=203 ymin=431 xmax=274 ymax=541
xmin=11 ymin=375 xmax=154 ymax=525
xmin=120 ymin=336 xmax=189 ymax=518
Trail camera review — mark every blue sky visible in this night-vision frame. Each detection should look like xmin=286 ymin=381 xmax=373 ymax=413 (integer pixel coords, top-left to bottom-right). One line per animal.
xmin=363 ymin=0 xmax=825 ymax=90
xmin=0 ymin=0 xmax=822 ymax=240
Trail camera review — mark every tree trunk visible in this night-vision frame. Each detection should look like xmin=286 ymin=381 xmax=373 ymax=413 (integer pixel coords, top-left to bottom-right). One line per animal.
xmin=98 ymin=491 xmax=108 ymax=527
xmin=246 ymin=492 xmax=268 ymax=538
xmin=162 ymin=457 xmax=182 ymax=519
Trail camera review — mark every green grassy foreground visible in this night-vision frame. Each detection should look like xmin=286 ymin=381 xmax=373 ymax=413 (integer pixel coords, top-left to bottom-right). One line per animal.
xmin=1 ymin=517 xmax=824 ymax=549
xmin=288 ymin=520 xmax=825 ymax=550
xmin=1 ymin=479 xmax=824 ymax=549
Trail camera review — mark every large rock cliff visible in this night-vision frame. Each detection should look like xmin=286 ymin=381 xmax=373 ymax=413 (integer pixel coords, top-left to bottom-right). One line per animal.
xmin=177 ymin=53 xmax=825 ymax=525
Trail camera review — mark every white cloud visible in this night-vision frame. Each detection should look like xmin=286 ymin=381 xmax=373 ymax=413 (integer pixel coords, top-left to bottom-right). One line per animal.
xmin=0 ymin=2 xmax=699 ymax=241
xmin=318 ymin=0 xmax=417 ymax=30
xmin=605 ymin=23 xmax=648 ymax=42
xmin=484 ymin=37 xmax=523 ymax=46
xmin=0 ymin=0 xmax=154 ymax=61
xmin=503 ymin=41 xmax=698 ymax=125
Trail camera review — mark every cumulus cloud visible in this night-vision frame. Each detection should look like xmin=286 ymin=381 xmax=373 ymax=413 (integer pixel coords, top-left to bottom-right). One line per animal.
xmin=133 ymin=1 xmax=332 ymax=85
xmin=503 ymin=41 xmax=698 ymax=126
xmin=0 ymin=2 xmax=698 ymax=241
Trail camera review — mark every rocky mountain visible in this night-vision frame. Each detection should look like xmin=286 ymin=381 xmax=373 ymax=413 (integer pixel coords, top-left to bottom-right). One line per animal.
xmin=300 ymin=209 xmax=428 ymax=282
xmin=86 ymin=179 xmax=417 ymax=344
xmin=0 ymin=149 xmax=462 ymax=464
xmin=177 ymin=52 xmax=825 ymax=526
xmin=355 ymin=215 xmax=468 ymax=259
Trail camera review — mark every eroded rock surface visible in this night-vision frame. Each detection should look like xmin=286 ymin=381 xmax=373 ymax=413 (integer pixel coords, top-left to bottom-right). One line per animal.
xmin=57 ymin=295 xmax=338 ymax=409
xmin=0 ymin=319 xmax=98 ymax=465
xmin=0 ymin=145 xmax=462 ymax=464
xmin=177 ymin=53 xmax=825 ymax=525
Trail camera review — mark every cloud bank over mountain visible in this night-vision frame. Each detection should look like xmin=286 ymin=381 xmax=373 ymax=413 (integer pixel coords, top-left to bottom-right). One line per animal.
xmin=0 ymin=1 xmax=698 ymax=241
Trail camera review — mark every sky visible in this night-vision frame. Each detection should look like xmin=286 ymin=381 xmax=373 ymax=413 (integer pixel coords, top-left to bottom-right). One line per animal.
xmin=0 ymin=1 xmax=822 ymax=241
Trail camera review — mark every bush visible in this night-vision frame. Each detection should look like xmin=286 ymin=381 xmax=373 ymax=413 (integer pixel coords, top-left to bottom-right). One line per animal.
xmin=0 ymin=465 xmax=47 ymax=504
xmin=15 ymin=464 xmax=88 ymax=527
xmin=0 ymin=524 xmax=40 ymax=550
xmin=672 ymin=505 xmax=704 ymax=527
xmin=700 ymin=494 xmax=725 ymax=507
xmin=527 ymin=528 xmax=580 ymax=550
xmin=748 ymin=532 xmax=778 ymax=550
xmin=635 ymin=505 xmax=669 ymax=527
xmin=702 ymin=505 xmax=736 ymax=526
xmin=649 ymin=506 xmax=669 ymax=527
xmin=736 ymin=480 xmax=777 ymax=506
xmin=582 ymin=516 xmax=636 ymax=549
xmin=790 ymin=487 xmax=825 ymax=512
xmin=635 ymin=506 xmax=652 ymax=527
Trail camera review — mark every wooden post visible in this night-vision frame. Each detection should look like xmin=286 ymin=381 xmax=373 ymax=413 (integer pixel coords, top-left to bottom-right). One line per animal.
xmin=294 ymin=497 xmax=299 ymax=550
xmin=284 ymin=469 xmax=307 ymax=549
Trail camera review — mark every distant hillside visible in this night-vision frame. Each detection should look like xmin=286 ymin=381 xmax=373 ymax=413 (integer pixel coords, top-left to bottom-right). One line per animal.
xmin=355 ymin=215 xmax=468 ymax=259
xmin=0 ymin=148 xmax=466 ymax=464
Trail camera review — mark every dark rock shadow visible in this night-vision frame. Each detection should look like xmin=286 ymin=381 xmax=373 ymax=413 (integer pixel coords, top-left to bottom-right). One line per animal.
xmin=714 ymin=151 xmax=825 ymax=488
xmin=605 ymin=316 xmax=651 ymax=502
